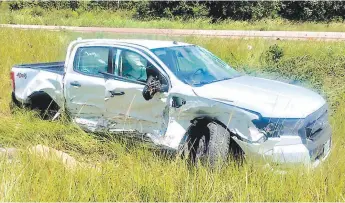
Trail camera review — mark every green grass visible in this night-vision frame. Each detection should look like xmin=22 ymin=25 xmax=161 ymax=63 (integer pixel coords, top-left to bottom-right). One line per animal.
xmin=2 ymin=6 xmax=345 ymax=32
xmin=1 ymin=28 xmax=345 ymax=201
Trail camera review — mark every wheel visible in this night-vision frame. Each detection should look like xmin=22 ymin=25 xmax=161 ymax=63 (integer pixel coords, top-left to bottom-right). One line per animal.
xmin=28 ymin=94 xmax=59 ymax=120
xmin=30 ymin=99 xmax=59 ymax=120
xmin=188 ymin=121 xmax=231 ymax=166
xmin=9 ymin=92 xmax=22 ymax=113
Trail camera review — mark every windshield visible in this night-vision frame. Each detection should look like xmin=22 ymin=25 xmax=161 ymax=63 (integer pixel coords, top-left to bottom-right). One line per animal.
xmin=151 ymin=45 xmax=240 ymax=86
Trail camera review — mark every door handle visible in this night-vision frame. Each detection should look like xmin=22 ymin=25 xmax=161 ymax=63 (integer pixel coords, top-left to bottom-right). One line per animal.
xmin=172 ymin=96 xmax=186 ymax=108
xmin=70 ymin=81 xmax=81 ymax=87
xmin=109 ymin=90 xmax=125 ymax=97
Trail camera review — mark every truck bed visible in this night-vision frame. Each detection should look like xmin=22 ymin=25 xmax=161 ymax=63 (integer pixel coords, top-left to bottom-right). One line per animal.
xmin=13 ymin=61 xmax=64 ymax=75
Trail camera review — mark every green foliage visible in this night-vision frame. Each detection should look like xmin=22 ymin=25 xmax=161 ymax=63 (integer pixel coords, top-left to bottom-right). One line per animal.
xmin=5 ymin=7 xmax=345 ymax=32
xmin=63 ymin=9 xmax=79 ymax=19
xmin=265 ymin=44 xmax=284 ymax=64
xmin=134 ymin=1 xmax=209 ymax=20
xmin=279 ymin=1 xmax=345 ymax=21
xmin=30 ymin=6 xmax=44 ymax=17
xmin=206 ymin=1 xmax=280 ymax=21
xmin=8 ymin=0 xmax=77 ymax=11
xmin=5 ymin=1 xmax=345 ymax=22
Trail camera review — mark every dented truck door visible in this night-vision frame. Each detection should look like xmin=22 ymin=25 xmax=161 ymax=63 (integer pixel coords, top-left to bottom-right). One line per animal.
xmin=64 ymin=46 xmax=110 ymax=118
xmin=104 ymin=48 xmax=168 ymax=135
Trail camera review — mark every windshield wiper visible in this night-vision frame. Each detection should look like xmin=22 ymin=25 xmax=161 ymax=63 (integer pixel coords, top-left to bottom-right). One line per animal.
xmin=192 ymin=77 xmax=233 ymax=86
xmin=213 ymin=77 xmax=233 ymax=83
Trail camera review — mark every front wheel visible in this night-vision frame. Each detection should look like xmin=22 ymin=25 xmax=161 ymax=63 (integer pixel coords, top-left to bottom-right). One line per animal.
xmin=188 ymin=121 xmax=231 ymax=166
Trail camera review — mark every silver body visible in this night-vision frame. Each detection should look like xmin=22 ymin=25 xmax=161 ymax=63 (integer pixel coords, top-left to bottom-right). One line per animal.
xmin=11 ymin=39 xmax=332 ymax=166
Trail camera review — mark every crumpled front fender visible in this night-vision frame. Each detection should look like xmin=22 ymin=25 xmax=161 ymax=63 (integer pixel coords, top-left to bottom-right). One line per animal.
xmin=155 ymin=93 xmax=265 ymax=150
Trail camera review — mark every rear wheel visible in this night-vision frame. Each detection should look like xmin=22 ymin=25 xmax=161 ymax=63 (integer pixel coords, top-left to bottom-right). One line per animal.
xmin=29 ymin=94 xmax=59 ymax=120
xmin=188 ymin=121 xmax=231 ymax=166
xmin=10 ymin=92 xmax=23 ymax=113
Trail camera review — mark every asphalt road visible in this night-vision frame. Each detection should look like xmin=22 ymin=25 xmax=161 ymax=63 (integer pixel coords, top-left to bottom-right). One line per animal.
xmin=2 ymin=24 xmax=345 ymax=41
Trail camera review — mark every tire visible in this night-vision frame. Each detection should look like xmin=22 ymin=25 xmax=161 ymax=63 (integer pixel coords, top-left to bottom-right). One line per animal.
xmin=188 ymin=121 xmax=231 ymax=166
xmin=9 ymin=92 xmax=22 ymax=113
xmin=10 ymin=92 xmax=59 ymax=120
xmin=28 ymin=93 xmax=59 ymax=120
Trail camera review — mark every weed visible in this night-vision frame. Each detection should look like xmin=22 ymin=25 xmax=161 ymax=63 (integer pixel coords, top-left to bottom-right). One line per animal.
xmin=265 ymin=44 xmax=284 ymax=63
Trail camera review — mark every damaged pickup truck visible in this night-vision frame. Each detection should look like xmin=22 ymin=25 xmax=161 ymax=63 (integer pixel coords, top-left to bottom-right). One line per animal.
xmin=10 ymin=39 xmax=332 ymax=166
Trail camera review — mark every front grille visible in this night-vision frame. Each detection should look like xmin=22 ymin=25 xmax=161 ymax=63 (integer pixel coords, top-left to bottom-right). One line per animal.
xmin=304 ymin=105 xmax=329 ymax=139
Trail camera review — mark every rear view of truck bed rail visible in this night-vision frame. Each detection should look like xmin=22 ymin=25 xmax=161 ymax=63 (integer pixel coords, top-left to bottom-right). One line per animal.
xmin=13 ymin=61 xmax=64 ymax=75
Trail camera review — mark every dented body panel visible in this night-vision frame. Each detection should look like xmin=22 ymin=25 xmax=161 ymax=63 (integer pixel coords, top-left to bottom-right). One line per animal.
xmin=11 ymin=39 xmax=332 ymax=166
xmin=12 ymin=62 xmax=64 ymax=107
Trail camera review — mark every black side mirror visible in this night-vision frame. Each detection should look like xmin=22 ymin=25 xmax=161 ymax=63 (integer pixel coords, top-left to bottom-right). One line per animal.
xmin=143 ymin=66 xmax=169 ymax=100
xmin=142 ymin=76 xmax=162 ymax=100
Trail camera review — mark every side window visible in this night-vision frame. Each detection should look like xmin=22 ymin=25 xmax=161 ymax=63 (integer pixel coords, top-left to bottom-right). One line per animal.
xmin=118 ymin=49 xmax=151 ymax=82
xmin=74 ymin=47 xmax=110 ymax=76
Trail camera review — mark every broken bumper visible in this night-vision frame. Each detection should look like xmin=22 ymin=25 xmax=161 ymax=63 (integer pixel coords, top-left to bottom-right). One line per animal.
xmin=271 ymin=127 xmax=331 ymax=166
xmin=234 ymin=124 xmax=332 ymax=166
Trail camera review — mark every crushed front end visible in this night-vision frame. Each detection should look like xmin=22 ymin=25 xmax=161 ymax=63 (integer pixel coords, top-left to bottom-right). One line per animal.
xmin=233 ymin=104 xmax=332 ymax=166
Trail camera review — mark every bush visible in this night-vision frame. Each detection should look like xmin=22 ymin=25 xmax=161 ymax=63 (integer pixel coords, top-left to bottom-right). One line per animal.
xmin=264 ymin=44 xmax=284 ymax=64
xmin=5 ymin=1 xmax=345 ymax=22
xmin=206 ymin=1 xmax=280 ymax=21
xmin=63 ymin=9 xmax=79 ymax=18
xmin=279 ymin=1 xmax=345 ymax=21
xmin=30 ymin=7 xmax=44 ymax=17
xmin=134 ymin=1 xmax=208 ymax=20
xmin=8 ymin=1 xmax=27 ymax=10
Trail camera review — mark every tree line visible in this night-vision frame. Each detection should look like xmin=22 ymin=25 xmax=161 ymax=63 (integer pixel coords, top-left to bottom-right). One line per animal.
xmin=6 ymin=1 xmax=345 ymax=22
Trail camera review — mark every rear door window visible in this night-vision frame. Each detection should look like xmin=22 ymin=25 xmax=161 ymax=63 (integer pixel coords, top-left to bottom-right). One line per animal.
xmin=73 ymin=47 xmax=110 ymax=76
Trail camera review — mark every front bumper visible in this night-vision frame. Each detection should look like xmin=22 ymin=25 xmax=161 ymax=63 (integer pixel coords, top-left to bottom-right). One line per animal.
xmin=269 ymin=124 xmax=332 ymax=166
xmin=234 ymin=123 xmax=332 ymax=166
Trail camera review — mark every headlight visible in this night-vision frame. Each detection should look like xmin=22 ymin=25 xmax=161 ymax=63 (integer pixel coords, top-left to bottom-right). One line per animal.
xmin=252 ymin=118 xmax=305 ymax=137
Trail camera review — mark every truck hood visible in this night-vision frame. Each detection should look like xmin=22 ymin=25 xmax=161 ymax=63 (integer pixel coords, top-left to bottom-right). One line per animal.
xmin=192 ymin=76 xmax=326 ymax=118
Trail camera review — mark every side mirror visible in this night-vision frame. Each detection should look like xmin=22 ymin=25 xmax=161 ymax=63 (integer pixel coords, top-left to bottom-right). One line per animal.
xmin=142 ymin=76 xmax=167 ymax=101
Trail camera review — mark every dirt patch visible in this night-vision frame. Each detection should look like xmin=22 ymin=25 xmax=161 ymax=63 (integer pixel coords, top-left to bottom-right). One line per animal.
xmin=0 ymin=144 xmax=80 ymax=169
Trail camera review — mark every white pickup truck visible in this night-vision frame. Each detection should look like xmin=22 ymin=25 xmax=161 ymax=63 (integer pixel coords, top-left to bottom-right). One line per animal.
xmin=10 ymin=39 xmax=331 ymax=166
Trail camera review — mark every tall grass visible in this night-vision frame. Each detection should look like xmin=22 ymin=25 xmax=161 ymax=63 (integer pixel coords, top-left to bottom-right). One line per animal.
xmin=2 ymin=6 xmax=345 ymax=32
xmin=1 ymin=28 xmax=345 ymax=201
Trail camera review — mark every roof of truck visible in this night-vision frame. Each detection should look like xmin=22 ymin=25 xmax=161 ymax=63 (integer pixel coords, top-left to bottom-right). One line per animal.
xmin=77 ymin=39 xmax=192 ymax=50
xmin=119 ymin=39 xmax=191 ymax=49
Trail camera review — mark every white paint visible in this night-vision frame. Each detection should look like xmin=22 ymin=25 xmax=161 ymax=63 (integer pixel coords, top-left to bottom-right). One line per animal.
xmin=193 ymin=76 xmax=326 ymax=118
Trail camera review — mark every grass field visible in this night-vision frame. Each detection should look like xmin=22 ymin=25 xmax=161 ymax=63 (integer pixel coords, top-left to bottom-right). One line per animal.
xmin=1 ymin=28 xmax=345 ymax=201
xmin=2 ymin=7 xmax=345 ymax=32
